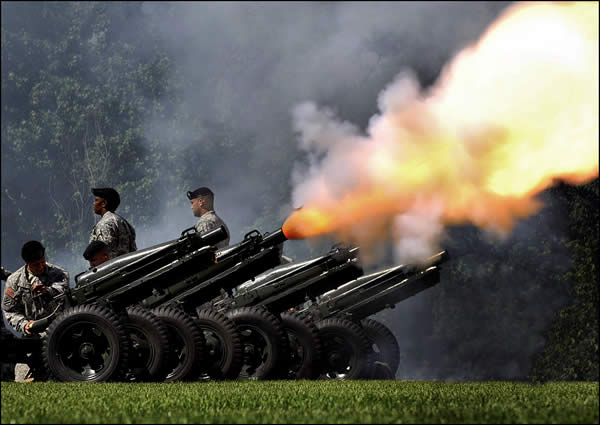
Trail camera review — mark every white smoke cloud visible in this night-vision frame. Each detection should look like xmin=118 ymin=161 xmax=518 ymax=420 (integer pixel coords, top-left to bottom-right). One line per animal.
xmin=292 ymin=102 xmax=361 ymax=153
xmin=392 ymin=197 xmax=445 ymax=264
xmin=376 ymin=70 xmax=422 ymax=115
xmin=291 ymin=72 xmax=447 ymax=263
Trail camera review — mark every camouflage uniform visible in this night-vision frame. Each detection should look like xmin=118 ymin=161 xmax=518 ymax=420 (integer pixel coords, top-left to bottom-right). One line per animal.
xmin=90 ymin=211 xmax=137 ymax=259
xmin=2 ymin=264 xmax=67 ymax=381
xmin=2 ymin=263 xmax=69 ymax=334
xmin=195 ymin=210 xmax=230 ymax=249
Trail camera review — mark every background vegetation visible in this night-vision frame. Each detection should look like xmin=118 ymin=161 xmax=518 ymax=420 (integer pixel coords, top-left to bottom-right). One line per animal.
xmin=1 ymin=2 xmax=597 ymax=382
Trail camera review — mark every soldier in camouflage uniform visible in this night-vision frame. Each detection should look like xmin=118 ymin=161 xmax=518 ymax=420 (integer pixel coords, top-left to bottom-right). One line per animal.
xmin=187 ymin=186 xmax=230 ymax=249
xmin=90 ymin=187 xmax=137 ymax=259
xmin=83 ymin=240 xmax=111 ymax=268
xmin=2 ymin=241 xmax=69 ymax=334
xmin=2 ymin=241 xmax=69 ymax=380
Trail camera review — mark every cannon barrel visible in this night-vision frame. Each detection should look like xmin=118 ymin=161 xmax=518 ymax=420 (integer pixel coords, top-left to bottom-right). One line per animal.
xmin=316 ymin=250 xmax=449 ymax=302
xmin=210 ymin=246 xmax=361 ymax=314
xmin=303 ymin=250 xmax=449 ymax=321
xmin=146 ymin=227 xmax=288 ymax=310
xmin=260 ymin=228 xmax=287 ymax=248
xmin=75 ymin=225 xmax=228 ymax=286
xmin=236 ymin=246 xmax=359 ymax=293
xmin=249 ymin=257 xmax=362 ymax=313
xmin=69 ymin=226 xmax=228 ymax=307
xmin=322 ymin=266 xmax=442 ymax=321
xmin=194 ymin=225 xmax=229 ymax=247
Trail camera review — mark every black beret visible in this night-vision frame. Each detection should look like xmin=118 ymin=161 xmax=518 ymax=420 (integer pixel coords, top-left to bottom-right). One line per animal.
xmin=83 ymin=240 xmax=109 ymax=260
xmin=92 ymin=187 xmax=120 ymax=211
xmin=21 ymin=240 xmax=45 ymax=263
xmin=187 ymin=187 xmax=214 ymax=200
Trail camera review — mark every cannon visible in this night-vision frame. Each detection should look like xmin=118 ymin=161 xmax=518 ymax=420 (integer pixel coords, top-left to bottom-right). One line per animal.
xmin=300 ymin=250 xmax=450 ymax=379
xmin=201 ymin=244 xmax=449 ymax=380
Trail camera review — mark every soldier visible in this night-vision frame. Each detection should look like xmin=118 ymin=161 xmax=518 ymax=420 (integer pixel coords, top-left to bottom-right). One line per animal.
xmin=2 ymin=241 xmax=69 ymax=381
xmin=83 ymin=240 xmax=111 ymax=268
xmin=2 ymin=241 xmax=69 ymax=335
xmin=90 ymin=187 xmax=137 ymax=259
xmin=187 ymin=186 xmax=230 ymax=249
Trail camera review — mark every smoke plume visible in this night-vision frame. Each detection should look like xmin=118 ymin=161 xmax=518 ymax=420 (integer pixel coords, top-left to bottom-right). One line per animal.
xmin=285 ymin=1 xmax=598 ymax=265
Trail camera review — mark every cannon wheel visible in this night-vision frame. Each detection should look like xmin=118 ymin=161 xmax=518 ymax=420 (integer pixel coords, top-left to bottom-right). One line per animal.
xmin=226 ymin=306 xmax=288 ymax=380
xmin=43 ymin=304 xmax=129 ymax=382
xmin=279 ymin=311 xmax=322 ymax=379
xmin=361 ymin=318 xmax=400 ymax=379
xmin=316 ymin=318 xmax=373 ymax=380
xmin=195 ymin=309 xmax=243 ymax=380
xmin=124 ymin=307 xmax=170 ymax=381
xmin=152 ymin=307 xmax=205 ymax=382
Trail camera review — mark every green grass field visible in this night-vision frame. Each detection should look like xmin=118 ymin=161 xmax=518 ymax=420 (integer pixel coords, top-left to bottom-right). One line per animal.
xmin=1 ymin=381 xmax=598 ymax=424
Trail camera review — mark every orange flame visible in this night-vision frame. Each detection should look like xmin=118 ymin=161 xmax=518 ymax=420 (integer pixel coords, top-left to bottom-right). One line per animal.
xmin=283 ymin=1 xmax=598 ymax=244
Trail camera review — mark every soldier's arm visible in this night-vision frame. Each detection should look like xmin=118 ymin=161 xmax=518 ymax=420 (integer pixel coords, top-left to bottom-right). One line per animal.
xmin=48 ymin=268 xmax=70 ymax=297
xmin=2 ymin=277 xmax=27 ymax=333
xmin=124 ymin=219 xmax=137 ymax=252
xmin=93 ymin=222 xmax=119 ymax=256
xmin=130 ymin=227 xmax=137 ymax=252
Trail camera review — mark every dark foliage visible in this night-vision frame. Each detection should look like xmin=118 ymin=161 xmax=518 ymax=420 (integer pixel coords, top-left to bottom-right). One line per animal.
xmin=530 ymin=180 xmax=599 ymax=381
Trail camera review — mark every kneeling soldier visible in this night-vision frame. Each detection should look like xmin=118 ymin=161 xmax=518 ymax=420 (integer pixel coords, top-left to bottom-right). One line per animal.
xmin=2 ymin=241 xmax=69 ymax=380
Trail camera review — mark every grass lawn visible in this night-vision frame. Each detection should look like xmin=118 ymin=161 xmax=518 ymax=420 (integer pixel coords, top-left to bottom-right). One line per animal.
xmin=1 ymin=380 xmax=598 ymax=424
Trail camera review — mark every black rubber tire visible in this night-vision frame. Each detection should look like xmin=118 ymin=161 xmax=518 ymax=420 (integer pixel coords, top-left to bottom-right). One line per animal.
xmin=124 ymin=307 xmax=170 ymax=382
xmin=43 ymin=304 xmax=129 ymax=382
xmin=226 ymin=306 xmax=288 ymax=380
xmin=361 ymin=318 xmax=400 ymax=379
xmin=194 ymin=309 xmax=243 ymax=380
xmin=152 ymin=306 xmax=205 ymax=382
xmin=316 ymin=318 xmax=373 ymax=380
xmin=279 ymin=311 xmax=322 ymax=379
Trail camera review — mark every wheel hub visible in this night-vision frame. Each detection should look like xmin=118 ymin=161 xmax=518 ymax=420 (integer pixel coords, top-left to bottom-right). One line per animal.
xmin=329 ymin=351 xmax=342 ymax=365
xmin=79 ymin=343 xmax=95 ymax=359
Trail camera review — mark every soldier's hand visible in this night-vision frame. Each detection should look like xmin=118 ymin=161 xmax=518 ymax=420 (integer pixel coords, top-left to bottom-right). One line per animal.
xmin=24 ymin=320 xmax=35 ymax=335
xmin=32 ymin=284 xmax=48 ymax=296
